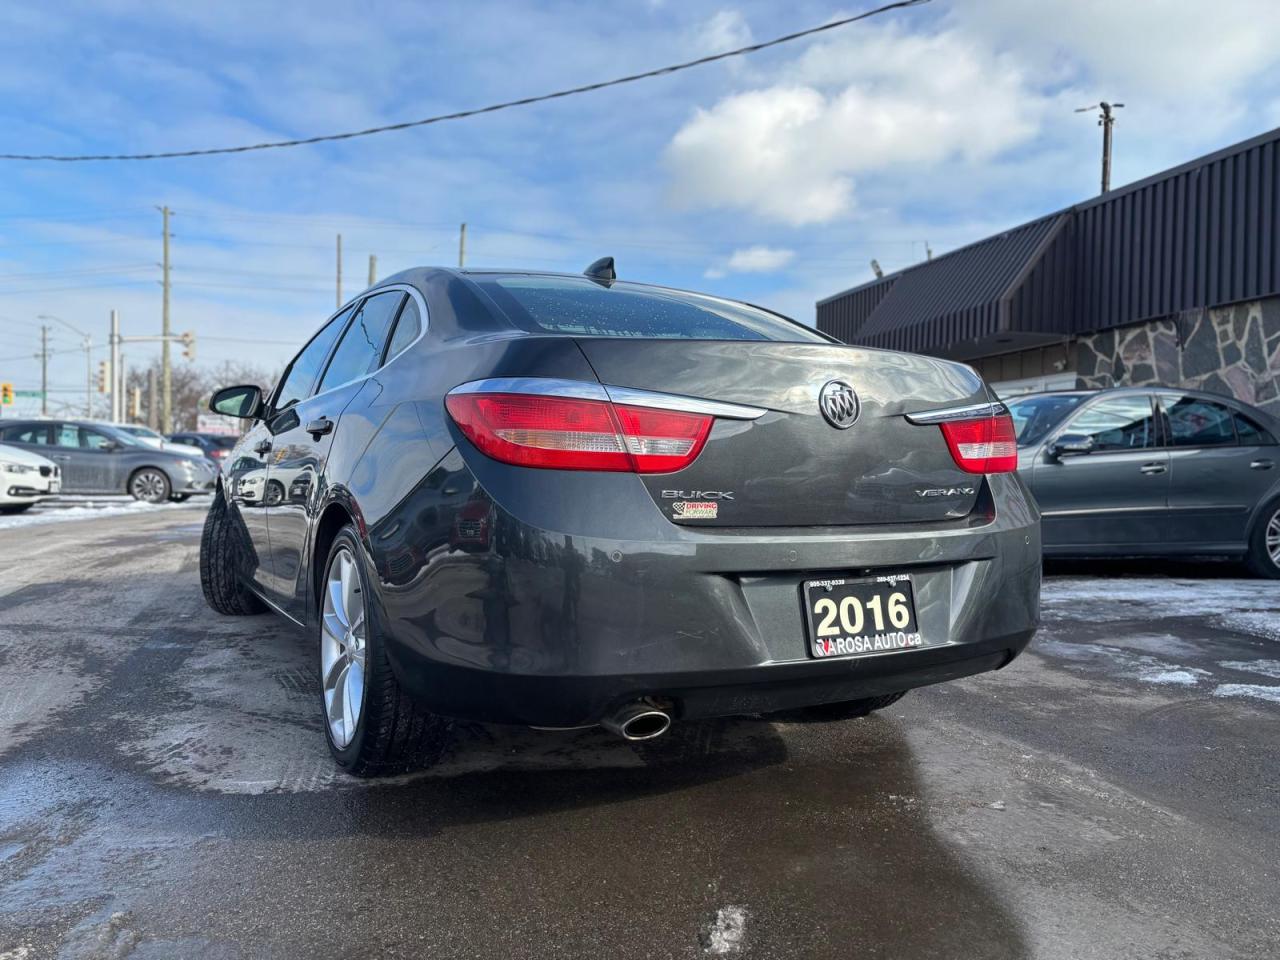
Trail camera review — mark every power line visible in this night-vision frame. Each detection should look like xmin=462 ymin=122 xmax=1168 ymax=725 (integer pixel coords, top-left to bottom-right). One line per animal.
xmin=0 ymin=1 xmax=929 ymax=163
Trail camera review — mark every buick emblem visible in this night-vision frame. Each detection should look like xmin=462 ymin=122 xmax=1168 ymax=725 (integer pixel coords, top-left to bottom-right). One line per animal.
xmin=818 ymin=380 xmax=859 ymax=429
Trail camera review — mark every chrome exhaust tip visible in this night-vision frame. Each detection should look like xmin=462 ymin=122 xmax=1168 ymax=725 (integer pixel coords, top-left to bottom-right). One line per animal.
xmin=602 ymin=702 xmax=671 ymax=741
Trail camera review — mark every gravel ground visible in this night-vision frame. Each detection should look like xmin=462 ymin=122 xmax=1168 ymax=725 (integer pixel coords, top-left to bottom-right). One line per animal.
xmin=0 ymin=506 xmax=1277 ymax=959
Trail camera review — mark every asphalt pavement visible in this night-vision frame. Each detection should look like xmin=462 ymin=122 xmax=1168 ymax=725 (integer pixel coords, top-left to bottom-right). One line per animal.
xmin=1 ymin=505 xmax=1277 ymax=959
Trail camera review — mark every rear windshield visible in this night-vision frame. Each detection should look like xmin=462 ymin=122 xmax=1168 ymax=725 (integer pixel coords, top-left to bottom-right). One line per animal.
xmin=208 ymin=435 xmax=238 ymax=449
xmin=472 ymin=274 xmax=828 ymax=343
xmin=1005 ymin=394 xmax=1088 ymax=446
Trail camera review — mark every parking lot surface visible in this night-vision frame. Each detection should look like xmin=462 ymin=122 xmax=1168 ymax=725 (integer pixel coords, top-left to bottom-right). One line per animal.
xmin=1 ymin=507 xmax=1278 ymax=959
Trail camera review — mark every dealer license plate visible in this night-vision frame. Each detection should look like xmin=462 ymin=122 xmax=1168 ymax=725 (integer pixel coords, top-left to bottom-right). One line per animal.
xmin=802 ymin=576 xmax=930 ymax=660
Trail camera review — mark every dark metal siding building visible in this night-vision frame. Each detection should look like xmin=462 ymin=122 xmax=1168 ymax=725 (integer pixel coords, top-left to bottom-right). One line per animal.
xmin=816 ymin=126 xmax=1280 ymax=411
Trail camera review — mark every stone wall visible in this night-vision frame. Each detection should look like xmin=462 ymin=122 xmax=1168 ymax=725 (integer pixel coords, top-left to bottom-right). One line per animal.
xmin=1075 ymin=295 xmax=1280 ymax=417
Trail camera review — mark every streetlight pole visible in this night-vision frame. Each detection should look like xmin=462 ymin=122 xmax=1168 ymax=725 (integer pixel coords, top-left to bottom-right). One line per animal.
xmin=38 ymin=313 xmax=93 ymax=417
xmin=1076 ymin=101 xmax=1125 ymax=194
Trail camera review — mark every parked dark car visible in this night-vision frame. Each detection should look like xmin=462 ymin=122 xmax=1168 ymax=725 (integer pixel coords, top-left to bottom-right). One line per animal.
xmin=0 ymin=419 xmax=217 ymax=502
xmin=199 ymin=264 xmax=1041 ymax=775
xmin=168 ymin=431 xmax=239 ymax=465
xmin=1006 ymin=387 xmax=1280 ymax=576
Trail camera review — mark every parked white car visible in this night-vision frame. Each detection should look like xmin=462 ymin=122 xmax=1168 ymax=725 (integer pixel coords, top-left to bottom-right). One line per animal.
xmin=0 ymin=442 xmax=61 ymax=514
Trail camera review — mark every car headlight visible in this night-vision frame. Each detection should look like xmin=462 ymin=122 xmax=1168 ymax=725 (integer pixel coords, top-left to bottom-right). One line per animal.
xmin=0 ymin=461 xmax=36 ymax=474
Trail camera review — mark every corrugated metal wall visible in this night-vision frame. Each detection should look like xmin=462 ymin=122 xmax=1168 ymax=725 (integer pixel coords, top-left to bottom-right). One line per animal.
xmin=817 ymin=127 xmax=1280 ymax=350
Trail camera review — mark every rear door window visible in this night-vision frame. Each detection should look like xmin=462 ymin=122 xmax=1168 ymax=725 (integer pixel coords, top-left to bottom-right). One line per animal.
xmin=1 ymin=424 xmax=51 ymax=444
xmin=1231 ymin=411 xmax=1276 ymax=446
xmin=473 ymin=274 xmax=827 ymax=342
xmin=1063 ymin=395 xmax=1157 ymax=451
xmin=317 ymin=291 xmax=406 ymax=393
xmin=383 ymin=297 xmax=422 ymax=362
xmin=1162 ymin=395 xmax=1237 ymax=447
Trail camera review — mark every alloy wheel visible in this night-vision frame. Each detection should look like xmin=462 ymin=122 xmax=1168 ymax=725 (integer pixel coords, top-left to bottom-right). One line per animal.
xmin=321 ymin=546 xmax=367 ymax=749
xmin=1267 ymin=507 xmax=1280 ymax=568
xmin=131 ymin=470 xmax=167 ymax=503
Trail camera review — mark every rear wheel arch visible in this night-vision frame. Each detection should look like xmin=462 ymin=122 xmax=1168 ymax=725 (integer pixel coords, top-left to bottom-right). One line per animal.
xmin=312 ymin=501 xmax=357 ymax=612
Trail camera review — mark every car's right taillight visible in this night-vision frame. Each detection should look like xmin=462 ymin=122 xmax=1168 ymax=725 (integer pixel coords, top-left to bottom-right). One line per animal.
xmin=445 ymin=392 xmax=713 ymax=473
xmin=937 ymin=412 xmax=1018 ymax=473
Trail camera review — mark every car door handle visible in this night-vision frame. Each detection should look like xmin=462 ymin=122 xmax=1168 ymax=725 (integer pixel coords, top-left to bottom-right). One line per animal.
xmin=253 ymin=439 xmax=272 ymax=456
xmin=52 ymin=454 xmax=72 ymax=461
xmin=1139 ymin=462 xmax=1166 ymax=475
xmin=305 ymin=417 xmax=334 ymax=439
xmin=1251 ymin=459 xmax=1274 ymax=470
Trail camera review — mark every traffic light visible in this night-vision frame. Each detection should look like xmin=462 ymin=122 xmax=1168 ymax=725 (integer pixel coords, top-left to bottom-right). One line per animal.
xmin=0 ymin=382 xmax=13 ymax=406
xmin=181 ymin=331 xmax=196 ymax=362
xmin=97 ymin=360 xmax=112 ymax=393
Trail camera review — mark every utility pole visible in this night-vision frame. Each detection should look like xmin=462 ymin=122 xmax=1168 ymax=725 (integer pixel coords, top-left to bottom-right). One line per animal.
xmin=39 ymin=314 xmax=93 ymax=416
xmin=158 ymin=205 xmax=172 ymax=433
xmin=1076 ymin=101 xmax=1125 ymax=194
xmin=109 ymin=310 xmax=120 ymax=423
xmin=458 ymin=222 xmax=466 ymax=268
xmin=368 ymin=254 xmax=377 ymax=287
xmin=38 ymin=325 xmax=49 ymax=415
xmin=336 ymin=234 xmax=343 ymax=308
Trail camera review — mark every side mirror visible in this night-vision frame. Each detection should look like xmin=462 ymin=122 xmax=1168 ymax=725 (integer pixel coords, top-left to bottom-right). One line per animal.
xmin=101 ymin=439 xmax=122 ymax=452
xmin=1049 ymin=433 xmax=1094 ymax=459
xmin=210 ymin=384 xmax=265 ymax=420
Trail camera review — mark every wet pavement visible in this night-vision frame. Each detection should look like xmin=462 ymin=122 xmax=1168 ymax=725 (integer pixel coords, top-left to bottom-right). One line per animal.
xmin=1 ymin=508 xmax=1278 ymax=959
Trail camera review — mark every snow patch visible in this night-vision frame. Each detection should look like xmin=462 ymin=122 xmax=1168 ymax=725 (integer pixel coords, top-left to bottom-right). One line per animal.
xmin=1212 ymin=684 xmax=1280 ymax=704
xmin=1043 ymin=578 xmax=1280 ymax=628
xmin=1218 ymin=659 xmax=1280 ymax=679
xmin=1136 ymin=668 xmax=1206 ymax=686
xmin=702 ymin=906 xmax=747 ymax=955
xmin=0 ymin=497 xmax=201 ymax=530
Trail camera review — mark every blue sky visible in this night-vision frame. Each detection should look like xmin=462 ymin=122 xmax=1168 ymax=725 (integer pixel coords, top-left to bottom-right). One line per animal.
xmin=2 ymin=0 xmax=1280 ymax=413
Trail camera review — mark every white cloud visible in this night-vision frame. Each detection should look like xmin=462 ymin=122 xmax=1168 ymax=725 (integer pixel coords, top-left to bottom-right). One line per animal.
xmin=697 ymin=10 xmax=752 ymax=53
xmin=725 ymin=245 xmax=793 ymax=272
xmin=663 ymin=24 xmax=1045 ymax=225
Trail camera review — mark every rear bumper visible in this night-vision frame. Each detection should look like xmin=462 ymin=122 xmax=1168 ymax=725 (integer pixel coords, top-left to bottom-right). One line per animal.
xmin=362 ymin=452 xmax=1042 ymax=727
xmin=387 ymin=629 xmax=1032 ymax=726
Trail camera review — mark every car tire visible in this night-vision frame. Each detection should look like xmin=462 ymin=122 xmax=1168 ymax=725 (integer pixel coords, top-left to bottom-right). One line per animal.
xmin=199 ymin=493 xmax=267 ymax=616
xmin=264 ymin=480 xmax=284 ymax=507
xmin=1245 ymin=500 xmax=1280 ymax=579
xmin=320 ymin=525 xmax=452 ymax=776
xmin=128 ymin=467 xmax=171 ymax=503
xmin=0 ymin=504 xmax=33 ymax=515
xmin=766 ymin=691 xmax=907 ymax=723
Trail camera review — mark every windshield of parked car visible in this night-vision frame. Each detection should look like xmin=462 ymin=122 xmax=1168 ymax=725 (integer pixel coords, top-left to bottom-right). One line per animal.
xmin=473 ymin=274 xmax=830 ymax=342
xmin=1005 ymin=394 xmax=1088 ymax=446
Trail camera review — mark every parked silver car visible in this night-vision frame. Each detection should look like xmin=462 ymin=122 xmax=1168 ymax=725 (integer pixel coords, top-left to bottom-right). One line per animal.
xmin=0 ymin=419 xmax=217 ymax=502
xmin=1007 ymin=387 xmax=1280 ymax=576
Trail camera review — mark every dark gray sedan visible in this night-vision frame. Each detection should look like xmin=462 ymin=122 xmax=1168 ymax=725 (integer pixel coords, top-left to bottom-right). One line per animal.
xmin=0 ymin=419 xmax=217 ymax=502
xmin=1008 ymin=387 xmax=1280 ymax=575
xmin=199 ymin=264 xmax=1041 ymax=775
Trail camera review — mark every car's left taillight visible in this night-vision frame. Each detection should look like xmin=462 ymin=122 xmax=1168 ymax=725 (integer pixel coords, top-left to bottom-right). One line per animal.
xmin=444 ymin=392 xmax=713 ymax=473
xmin=937 ymin=411 xmax=1018 ymax=474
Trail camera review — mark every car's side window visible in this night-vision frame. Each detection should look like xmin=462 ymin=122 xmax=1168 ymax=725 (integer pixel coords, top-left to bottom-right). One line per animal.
xmin=1063 ymin=396 xmax=1156 ymax=451
xmin=273 ymin=305 xmax=355 ymax=412
xmin=79 ymin=428 xmax=115 ymax=450
xmin=383 ymin=296 xmax=422 ymax=363
xmin=1 ymin=425 xmax=50 ymax=444
xmin=54 ymin=424 xmax=80 ymax=448
xmin=316 ymin=292 xmax=406 ymax=394
xmin=1233 ymin=411 xmax=1277 ymax=446
xmin=1163 ymin=395 xmax=1237 ymax=448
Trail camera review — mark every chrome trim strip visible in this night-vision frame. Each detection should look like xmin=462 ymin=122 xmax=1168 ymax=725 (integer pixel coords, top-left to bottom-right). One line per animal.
xmin=246 ymin=583 xmax=304 ymax=627
xmin=448 ymin=377 xmax=610 ymax=402
xmin=905 ymin=401 xmax=1009 ymax=425
xmin=447 ymin=378 xmax=768 ymax=420
xmin=603 ymin=385 xmax=767 ymax=420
